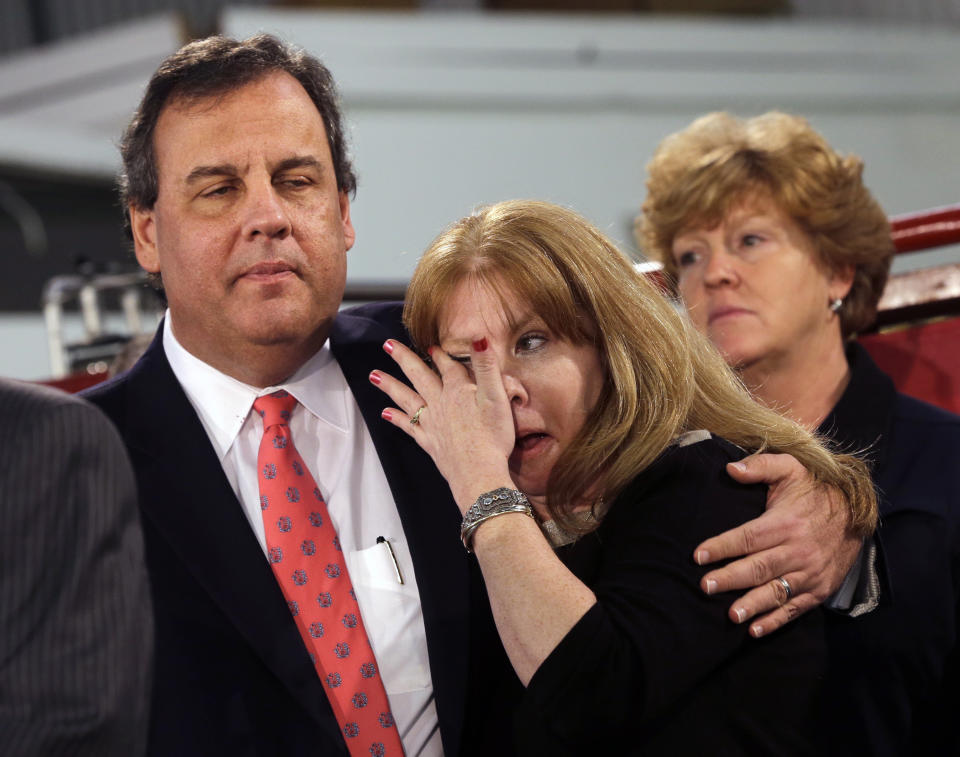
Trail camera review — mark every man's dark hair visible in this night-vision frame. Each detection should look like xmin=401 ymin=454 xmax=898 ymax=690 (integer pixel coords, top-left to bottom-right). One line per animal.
xmin=119 ymin=33 xmax=357 ymax=226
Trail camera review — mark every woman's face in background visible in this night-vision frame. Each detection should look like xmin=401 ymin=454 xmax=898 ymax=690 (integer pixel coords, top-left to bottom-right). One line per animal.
xmin=671 ymin=197 xmax=850 ymax=375
xmin=437 ymin=276 xmax=605 ymax=504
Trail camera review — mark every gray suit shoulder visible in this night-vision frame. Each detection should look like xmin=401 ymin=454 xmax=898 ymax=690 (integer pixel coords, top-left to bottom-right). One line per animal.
xmin=0 ymin=377 xmax=152 ymax=757
xmin=0 ymin=377 xmax=121 ymax=433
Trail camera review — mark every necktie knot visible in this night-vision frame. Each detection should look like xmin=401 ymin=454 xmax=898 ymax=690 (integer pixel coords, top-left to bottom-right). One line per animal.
xmin=254 ymin=390 xmax=298 ymax=428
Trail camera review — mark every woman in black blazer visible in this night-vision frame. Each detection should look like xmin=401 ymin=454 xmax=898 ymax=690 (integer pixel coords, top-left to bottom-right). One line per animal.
xmin=372 ymin=199 xmax=877 ymax=755
xmin=639 ymin=110 xmax=960 ymax=754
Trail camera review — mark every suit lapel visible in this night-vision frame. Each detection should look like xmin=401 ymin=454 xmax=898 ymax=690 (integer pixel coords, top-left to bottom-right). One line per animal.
xmin=119 ymin=336 xmax=344 ymax=748
xmin=332 ymin=306 xmax=472 ymax=757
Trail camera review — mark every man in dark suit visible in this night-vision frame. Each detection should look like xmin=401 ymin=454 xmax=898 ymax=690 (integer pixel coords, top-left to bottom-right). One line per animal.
xmin=85 ymin=34 xmax=470 ymax=756
xmin=84 ymin=33 xmax=866 ymax=757
xmin=0 ymin=378 xmax=151 ymax=755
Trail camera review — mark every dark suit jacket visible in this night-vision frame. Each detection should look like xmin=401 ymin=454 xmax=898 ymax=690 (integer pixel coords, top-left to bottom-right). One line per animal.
xmin=0 ymin=378 xmax=152 ymax=756
xmin=465 ymin=435 xmax=825 ymax=756
xmin=84 ymin=303 xmax=474 ymax=756
xmin=818 ymin=344 xmax=960 ymax=755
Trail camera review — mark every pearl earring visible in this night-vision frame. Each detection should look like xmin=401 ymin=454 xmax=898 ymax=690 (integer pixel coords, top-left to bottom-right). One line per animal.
xmin=829 ymin=298 xmax=843 ymax=313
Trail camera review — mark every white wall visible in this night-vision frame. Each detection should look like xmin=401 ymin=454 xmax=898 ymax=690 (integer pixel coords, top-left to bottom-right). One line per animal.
xmin=2 ymin=9 xmax=958 ymax=379
xmin=224 ymin=9 xmax=960 ymax=280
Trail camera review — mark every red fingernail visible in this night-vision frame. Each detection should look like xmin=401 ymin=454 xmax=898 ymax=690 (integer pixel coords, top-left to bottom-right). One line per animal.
xmin=369 ymin=371 xmax=382 ymax=385
xmin=472 ymin=338 xmax=488 ymax=352
xmin=383 ymin=340 xmax=394 ymax=354
xmin=427 ymin=346 xmax=435 ymax=357
xmin=381 ymin=409 xmax=392 ymax=421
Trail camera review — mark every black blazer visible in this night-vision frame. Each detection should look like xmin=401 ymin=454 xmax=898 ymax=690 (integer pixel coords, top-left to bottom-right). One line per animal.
xmin=817 ymin=344 xmax=960 ymax=755
xmin=84 ymin=303 xmax=473 ymax=756
xmin=0 ymin=378 xmax=152 ymax=756
xmin=468 ymin=435 xmax=826 ymax=756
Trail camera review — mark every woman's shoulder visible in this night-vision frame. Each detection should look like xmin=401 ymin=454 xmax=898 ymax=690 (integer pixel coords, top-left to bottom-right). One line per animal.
xmin=880 ymin=392 xmax=960 ymax=482
xmin=892 ymin=391 xmax=960 ymax=435
xmin=671 ymin=429 xmax=746 ymax=461
xmin=628 ymin=430 xmax=747 ymax=492
xmin=603 ymin=431 xmax=764 ymax=537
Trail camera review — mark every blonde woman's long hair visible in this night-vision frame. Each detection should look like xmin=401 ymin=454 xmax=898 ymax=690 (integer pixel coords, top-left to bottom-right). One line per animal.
xmin=404 ymin=199 xmax=877 ymax=536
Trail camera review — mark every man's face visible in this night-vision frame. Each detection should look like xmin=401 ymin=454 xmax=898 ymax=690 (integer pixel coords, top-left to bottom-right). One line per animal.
xmin=130 ymin=71 xmax=355 ymax=380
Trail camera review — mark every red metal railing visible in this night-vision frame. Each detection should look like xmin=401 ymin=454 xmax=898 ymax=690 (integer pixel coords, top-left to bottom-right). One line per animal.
xmin=889 ymin=203 xmax=960 ymax=253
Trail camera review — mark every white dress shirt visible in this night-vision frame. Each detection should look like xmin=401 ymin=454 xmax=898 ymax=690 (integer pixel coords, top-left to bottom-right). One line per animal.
xmin=163 ymin=315 xmax=442 ymax=756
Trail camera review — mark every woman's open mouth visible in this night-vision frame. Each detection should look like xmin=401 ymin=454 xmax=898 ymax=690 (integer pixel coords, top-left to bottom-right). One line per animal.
xmin=511 ymin=432 xmax=551 ymax=461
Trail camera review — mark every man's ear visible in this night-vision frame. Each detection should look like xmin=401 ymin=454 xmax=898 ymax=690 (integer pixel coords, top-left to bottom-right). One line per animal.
xmin=129 ymin=204 xmax=160 ymax=273
xmin=339 ymin=192 xmax=356 ymax=252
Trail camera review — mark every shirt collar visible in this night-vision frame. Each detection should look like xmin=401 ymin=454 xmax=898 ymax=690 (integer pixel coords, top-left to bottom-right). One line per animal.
xmin=162 ymin=312 xmax=350 ymax=461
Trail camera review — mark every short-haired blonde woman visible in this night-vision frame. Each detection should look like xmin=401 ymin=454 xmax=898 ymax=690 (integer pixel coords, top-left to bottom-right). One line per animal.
xmin=372 ymin=199 xmax=876 ymax=755
xmin=639 ymin=111 xmax=960 ymax=754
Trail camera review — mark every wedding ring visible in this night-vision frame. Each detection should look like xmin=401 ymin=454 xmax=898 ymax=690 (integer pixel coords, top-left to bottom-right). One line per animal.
xmin=775 ymin=576 xmax=793 ymax=602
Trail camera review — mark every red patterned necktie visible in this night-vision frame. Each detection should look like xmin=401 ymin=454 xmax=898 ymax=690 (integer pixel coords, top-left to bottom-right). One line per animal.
xmin=254 ymin=390 xmax=404 ymax=757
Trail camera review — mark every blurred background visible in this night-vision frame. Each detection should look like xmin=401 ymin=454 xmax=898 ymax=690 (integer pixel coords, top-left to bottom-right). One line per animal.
xmin=0 ymin=0 xmax=958 ymax=380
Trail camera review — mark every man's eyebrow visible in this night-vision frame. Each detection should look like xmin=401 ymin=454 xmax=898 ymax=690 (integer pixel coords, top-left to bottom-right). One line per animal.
xmin=183 ymin=156 xmax=324 ymax=186
xmin=184 ymin=164 xmax=238 ymax=185
xmin=273 ymin=156 xmax=324 ymax=174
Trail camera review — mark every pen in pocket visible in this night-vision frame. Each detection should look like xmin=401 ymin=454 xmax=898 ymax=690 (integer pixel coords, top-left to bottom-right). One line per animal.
xmin=376 ymin=535 xmax=403 ymax=585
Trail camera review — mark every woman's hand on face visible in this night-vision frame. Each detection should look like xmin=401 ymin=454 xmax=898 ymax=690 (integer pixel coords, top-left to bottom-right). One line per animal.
xmin=371 ymin=338 xmax=516 ymax=511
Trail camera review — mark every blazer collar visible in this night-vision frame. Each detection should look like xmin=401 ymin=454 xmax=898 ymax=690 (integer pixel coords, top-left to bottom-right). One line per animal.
xmin=819 ymin=341 xmax=900 ymax=603
xmin=818 ymin=342 xmax=897 ymax=474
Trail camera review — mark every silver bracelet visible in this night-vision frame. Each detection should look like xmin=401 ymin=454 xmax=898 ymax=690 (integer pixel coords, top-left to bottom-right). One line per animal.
xmin=460 ymin=487 xmax=534 ymax=552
